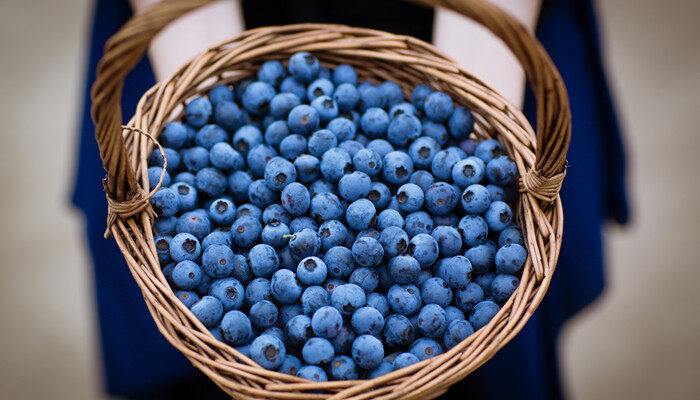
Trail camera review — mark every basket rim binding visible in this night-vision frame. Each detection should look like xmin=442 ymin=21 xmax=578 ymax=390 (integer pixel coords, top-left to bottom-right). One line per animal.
xmin=90 ymin=1 xmax=570 ymax=398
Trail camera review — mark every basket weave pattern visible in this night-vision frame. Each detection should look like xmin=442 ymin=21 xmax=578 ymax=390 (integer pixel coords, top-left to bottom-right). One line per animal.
xmin=90 ymin=1 xmax=570 ymax=399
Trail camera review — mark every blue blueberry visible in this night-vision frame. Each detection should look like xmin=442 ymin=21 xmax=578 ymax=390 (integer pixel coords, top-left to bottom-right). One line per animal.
xmin=310 ymin=96 xmax=339 ymax=124
xmin=324 ymin=246 xmax=355 ymax=279
xmin=333 ymin=83 xmax=360 ymax=112
xmin=396 ymin=183 xmax=424 ymax=213
xmin=431 ymin=149 xmax=461 ymax=182
xmin=474 ymin=139 xmax=505 ymax=164
xmin=302 ymin=337 xmax=334 ymax=365
xmin=379 ymin=81 xmax=404 ymax=107
xmin=280 ymin=76 xmax=307 ymax=101
xmin=318 ymin=220 xmax=348 ymax=251
xmin=452 ymin=156 xmax=485 ymax=188
xmin=279 ymin=303 xmax=303 ymax=327
xmin=491 ymin=274 xmax=519 ymax=304
xmin=150 ymin=147 xmax=181 ymax=173
xmin=209 ymin=142 xmax=244 ymax=172
xmin=407 ymin=233 xmax=439 ymax=268
xmin=457 ymin=215 xmax=488 ymax=247
xmin=388 ymin=256 xmax=421 ymax=284
xmin=443 ymin=319 xmax=474 ymax=349
xmin=214 ymin=101 xmax=244 ymax=132
xmin=185 ymin=97 xmax=212 ymax=128
xmin=234 ymin=78 xmax=254 ymax=102
xmin=409 ymin=338 xmax=443 ymax=361
xmin=209 ymin=278 xmax=245 ymax=311
xmin=208 ymin=198 xmax=236 ymax=225
xmin=172 ymin=260 xmax=203 ymax=290
xmin=431 ymin=226 xmax=462 ymax=256
xmin=278 ymin=134 xmax=308 ymax=160
xmin=382 ymin=151 xmax=413 ymax=185
xmin=465 ymin=244 xmax=496 ymax=274
xmin=417 ymin=304 xmax=448 ymax=339
xmin=365 ymin=293 xmax=389 ymax=319
xmin=228 ymin=170 xmax=252 ymax=203
xmin=415 ymin=270 xmax=431 ymax=288
xmin=250 ymin=334 xmax=286 ymax=369
xmin=408 ymin=138 xmax=439 ymax=171
xmin=495 ymin=243 xmax=527 ymax=274
xmin=194 ymin=273 xmax=213 ymax=296
xmin=404 ymin=212 xmax=434 ymax=238
xmin=498 ymin=226 xmax=525 ymax=248
xmin=410 ymin=84 xmax=433 ymax=111
xmin=269 ymin=92 xmax=301 ymax=120
xmin=301 ymin=285 xmax=331 ymax=316
xmin=408 ymin=172 xmax=434 ymax=194
xmin=392 ymin=352 xmax=420 ymax=370
xmin=173 ymin=171 xmax=196 ymax=186
xmin=351 ymin=149 xmax=381 ymax=178
xmin=288 ymin=228 xmax=321 ymax=260
xmin=484 ymin=201 xmax=513 ymax=232
xmin=367 ymin=182 xmax=391 ymax=210
xmin=287 ymin=104 xmax=320 ymax=135
xmin=349 ymin=306 xmax=384 ymax=337
xmin=309 ymin=178 xmax=337 ymax=198
xmin=247 ymin=179 xmax=277 ymax=208
xmin=151 ymin=187 xmax=179 ymax=217
xmin=290 ymin=155 xmax=319 ymax=185
xmin=387 ymin=114 xmax=421 ymax=147
xmin=332 ymin=64 xmax=357 ymax=85
xmin=367 ymin=139 xmax=394 ymax=158
xmin=161 ymin=122 xmax=188 ymax=149
xmin=270 ymin=269 xmax=302 ymax=306
xmin=357 ymin=85 xmax=385 ymax=112
xmin=329 ymin=355 xmax=358 ymax=380
xmin=278 ymin=354 xmax=303 ymax=376
xmin=297 ymin=256 xmax=328 ymax=285
xmin=275 ymin=183 xmax=310 ymax=218
xmin=246 ymin=144 xmax=278 ymax=179
xmin=421 ymin=277 xmax=453 ymax=308
xmin=154 ymin=234 xmax=172 ymax=265
xmin=485 ymin=156 xmax=517 ymax=186
xmin=320 ymin=147 xmax=352 ymax=183
xmin=288 ymin=52 xmax=320 ymax=83
xmin=257 ymin=60 xmax=286 ymax=87
xmin=261 ymin=157 xmax=295 ymax=192
xmin=349 ymin=268 xmax=380 ymax=293
xmin=351 ymin=236 xmax=384 ymax=268
xmin=248 ymin=244 xmax=279 ymax=278
xmin=209 ymin=84 xmax=234 ymax=108
xmin=331 ymin=283 xmax=366 ymax=317
xmin=231 ymin=216 xmax=262 ymax=248
xmin=469 ymin=300 xmax=500 ymax=330
xmin=195 ymin=124 xmax=227 ymax=150
xmin=442 ymin=255 xmax=473 ymax=290
xmin=422 ymin=121 xmax=449 ymax=146
xmin=297 ymin=365 xmax=327 ymax=382
xmin=190 ymin=295 xmax=223 ymax=327
xmin=312 ymin=305 xmax=343 ymax=339
xmin=250 ymin=300 xmax=278 ymax=330
xmin=232 ymin=125 xmax=263 ymax=155
xmin=445 ymin=306 xmax=466 ymax=324
xmin=237 ymin=203 xmax=263 ymax=221
xmin=175 ymin=290 xmax=199 ymax=309
xmin=202 ymin=230 xmax=231 ymax=250
xmin=447 ymin=106 xmax=473 ymax=139
xmin=351 ymin=334 xmax=384 ymax=369
xmin=201 ymin=244 xmax=234 ymax=278
xmin=284 ymin=314 xmax=313 ymax=347
xmin=376 ymin=210 xmax=404 ymax=230
xmin=345 ymin=199 xmax=375 ymax=231
xmin=360 ymin=107 xmax=390 ymax=138
xmin=461 ymin=184 xmax=491 ymax=214
xmin=289 ymin=216 xmax=319 ymax=233
xmin=263 ymin=120 xmax=290 ymax=149
xmin=220 ymin=310 xmax=252 ymax=345
xmin=262 ymin=204 xmax=291 ymax=226
xmin=424 ymin=91 xmax=453 ymax=122
xmin=473 ymin=273 xmax=495 ymax=297
xmin=389 ymin=102 xmax=417 ymax=119
xmin=387 ymin=284 xmax=422 ymax=316
xmin=242 ymin=81 xmax=275 ymax=115
xmin=195 ymin=167 xmax=227 ymax=198
xmin=307 ymin=78 xmax=334 ymax=102
xmin=170 ymin=233 xmax=201 ymax=262
xmin=176 ymin=210 xmax=211 ymax=240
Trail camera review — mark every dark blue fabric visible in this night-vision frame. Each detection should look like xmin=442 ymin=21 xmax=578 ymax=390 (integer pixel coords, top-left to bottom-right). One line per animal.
xmin=72 ymin=0 xmax=628 ymax=398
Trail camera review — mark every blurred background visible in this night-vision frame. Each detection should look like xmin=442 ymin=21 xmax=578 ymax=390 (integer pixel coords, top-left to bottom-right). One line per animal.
xmin=0 ymin=0 xmax=698 ymax=399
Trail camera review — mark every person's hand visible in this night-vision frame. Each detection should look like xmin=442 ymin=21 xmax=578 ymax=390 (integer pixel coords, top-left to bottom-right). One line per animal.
xmin=130 ymin=0 xmax=244 ymax=81
xmin=433 ymin=0 xmax=542 ymax=108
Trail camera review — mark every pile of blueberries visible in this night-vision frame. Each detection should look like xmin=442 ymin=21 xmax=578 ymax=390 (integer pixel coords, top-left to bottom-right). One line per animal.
xmin=149 ymin=52 xmax=527 ymax=382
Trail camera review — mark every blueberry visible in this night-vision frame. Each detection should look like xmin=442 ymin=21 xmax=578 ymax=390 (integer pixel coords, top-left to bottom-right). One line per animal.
xmin=349 ymin=150 xmax=380 ymax=180
xmin=431 ymin=226 xmax=462 ymax=256
xmin=214 ymin=101 xmax=244 ymax=132
xmin=288 ymin=228 xmax=321 ymax=260
xmin=421 ymin=122 xmax=448 ymax=147
xmin=349 ymin=306 xmax=384 ymax=337
xmin=151 ymin=187 xmax=180 ymax=217
xmin=318 ymin=220 xmax=348 ymax=251
xmin=331 ymin=283 xmax=366 ymax=317
xmin=349 ymin=267 xmax=380 ymax=293
xmin=195 ymin=167 xmax=227 ymax=198
xmin=305 ymin=130 xmax=336 ymax=159
xmin=389 ymin=102 xmax=417 ymax=119
xmin=332 ymin=64 xmax=357 ymax=85
xmin=173 ymin=171 xmax=196 ymax=186
xmin=327 ymin=117 xmax=357 ymax=142
xmin=190 ymin=295 xmax=223 ymax=327
xmin=242 ymin=81 xmax=276 ymax=115
xmin=250 ymin=300 xmax=278 ymax=330
xmin=274 ymin=184 xmax=310 ymax=219
xmin=404 ymin=212 xmax=434 ymax=238
xmin=290 ymin=216 xmax=319 ymax=233
xmin=231 ymin=216 xmax=262 ymax=248
xmin=278 ymin=354 xmax=303 ymax=376
xmin=356 ymin=229 xmax=380 ymax=240
xmin=410 ymin=84 xmax=433 ymax=111
xmin=228 ymin=170 xmax=253 ymax=203
xmin=250 ymin=334 xmax=286 ymax=369
xmin=278 ymin=246 xmax=296 ymax=270
xmin=445 ymin=306 xmax=466 ymax=324
xmin=465 ymin=244 xmax=496 ymax=274
xmin=237 ymin=203 xmax=263 ymax=221
xmin=407 ymin=233 xmax=438 ymax=268
xmin=469 ymin=300 xmax=499 ymax=330
xmin=442 ymin=255 xmax=473 ymax=290
xmin=483 ymin=201 xmax=513 ymax=232
xmin=351 ymin=236 xmax=384 ymax=268
xmin=280 ymin=76 xmax=307 ymax=101
xmin=407 ymin=138 xmax=439 ymax=171
xmin=382 ymin=151 xmax=413 ymax=185
xmin=309 ymin=179 xmax=338 ymax=198
xmin=498 ymin=226 xmax=525 ymax=248
xmin=360 ymin=107 xmax=390 ymax=138
xmin=248 ymin=244 xmax=279 ymax=278
xmin=279 ymin=303 xmax=303 ymax=327
xmin=185 ymin=97 xmax=212 ymax=128
xmin=443 ymin=319 xmax=474 ymax=349
xmin=258 ymin=60 xmax=286 ymax=88
xmin=170 ymin=233 xmax=201 ymax=263
xmin=343 ymin=199 xmax=374 ymax=231
xmin=208 ymin=198 xmax=236 ymax=225
xmin=495 ymin=243 xmax=527 ymax=274
xmin=421 ymin=277 xmax=453 ymax=308
xmin=285 ymin=314 xmax=314 ymax=347
xmin=302 ymin=337 xmax=335 ymax=365
xmin=301 ymin=285 xmax=330 ymax=316
xmin=329 ymin=355 xmax=358 ymax=380
xmin=491 ymin=274 xmax=519 ymax=304
xmin=175 ymin=290 xmax=199 ymax=308
xmin=162 ymin=262 xmax=176 ymax=285
xmin=457 ymin=215 xmax=488 ymax=247
xmin=424 ymin=91 xmax=453 ymax=122
xmin=338 ymin=172 xmax=372 ymax=202
xmin=310 ymin=96 xmax=339 ymax=123
xmin=379 ymin=81 xmax=404 ymax=107
xmin=417 ymin=304 xmax=448 ymax=339
xmin=209 ymin=84 xmax=234 ymax=108
xmin=396 ymin=183 xmax=424 ymax=213
xmin=320 ymin=147 xmax=352 ymax=183
xmin=291 ymin=155 xmax=319 ymax=184
xmin=386 ymin=114 xmax=421 ymax=147
xmin=154 ymin=234 xmax=172 ymax=265
xmin=150 ymin=147 xmax=181 ymax=173
xmin=297 ymin=365 xmax=328 ymax=382
xmin=452 ymin=156 xmax=485 ymax=188
xmin=387 ymin=284 xmax=422 ymax=316
xmin=473 ymin=273 xmax=496 ymax=297
xmin=262 ymin=204 xmax=291 ymax=226
xmin=287 ymin=104 xmax=320 ymax=135
xmin=367 ymin=182 xmax=391 ymax=210
xmin=409 ymin=338 xmax=443 ymax=361
xmin=209 ymin=278 xmax=245 ymax=311
xmin=460 ymin=184 xmax=490 ymax=214
xmin=194 ymin=273 xmax=213 ymax=296
xmin=474 ymin=139 xmax=505 ymax=164
xmin=388 ymin=256 xmax=421 ymax=284
xmin=377 ymin=227 xmax=407 ymax=259
xmin=312 ymin=305 xmax=343 ymax=339
xmin=447 ymin=106 xmax=473 ymax=139
xmin=307 ymin=78 xmax=335 ymax=102
xmin=201 ymin=244 xmax=234 ymax=278
xmin=279 ymin=134 xmax=308 ymax=160
xmin=161 ymin=122 xmax=188 ymax=149
xmin=297 ymin=256 xmax=328 ymax=285
xmin=351 ymin=334 xmax=384 ymax=369
xmin=431 ymin=149 xmax=461 ymax=182
xmin=324 ymin=246 xmax=355 ymax=279
xmin=172 ymin=260 xmax=203 ymax=290
xmin=195 ymin=124 xmax=228 ymax=150
xmin=220 ymin=310 xmax=252 ymax=345
xmin=393 ymin=352 xmax=420 ymax=370
xmin=202 ymin=230 xmax=233 ymax=250
xmin=247 ymin=143 xmax=278 ymax=178
xmin=247 ymin=179 xmax=277 ymax=208
xmin=333 ymin=83 xmax=361 ymax=112
xmin=357 ymin=85 xmax=385 ymax=112
xmin=209 ymin=142 xmax=243 ymax=172
xmin=232 ymin=125 xmax=263 ymax=155
xmin=330 ymin=322 xmax=357 ymax=355
xmin=376 ymin=210 xmax=404 ymax=230
xmin=367 ymin=139 xmax=394 ymax=158
xmin=269 ymin=92 xmax=301 ymax=120
xmin=234 ymin=78 xmax=254 ymax=102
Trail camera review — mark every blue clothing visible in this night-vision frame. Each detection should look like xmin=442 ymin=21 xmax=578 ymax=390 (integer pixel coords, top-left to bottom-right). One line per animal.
xmin=72 ymin=0 xmax=628 ymax=398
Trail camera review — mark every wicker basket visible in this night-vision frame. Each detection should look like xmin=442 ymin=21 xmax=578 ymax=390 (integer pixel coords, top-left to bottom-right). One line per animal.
xmin=90 ymin=0 xmax=570 ymax=398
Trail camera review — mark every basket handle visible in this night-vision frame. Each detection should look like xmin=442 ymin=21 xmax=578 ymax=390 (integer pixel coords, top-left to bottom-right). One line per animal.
xmin=91 ymin=0 xmax=569 ymax=206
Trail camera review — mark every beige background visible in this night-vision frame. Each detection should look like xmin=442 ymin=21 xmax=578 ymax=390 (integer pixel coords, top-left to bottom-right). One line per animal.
xmin=0 ymin=0 xmax=698 ymax=399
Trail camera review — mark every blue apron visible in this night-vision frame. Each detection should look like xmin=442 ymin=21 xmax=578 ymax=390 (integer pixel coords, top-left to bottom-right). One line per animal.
xmin=72 ymin=0 xmax=628 ymax=398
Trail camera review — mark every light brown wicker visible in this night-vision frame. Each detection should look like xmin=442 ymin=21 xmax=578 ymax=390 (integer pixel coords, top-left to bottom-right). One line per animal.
xmin=89 ymin=0 xmax=570 ymax=399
